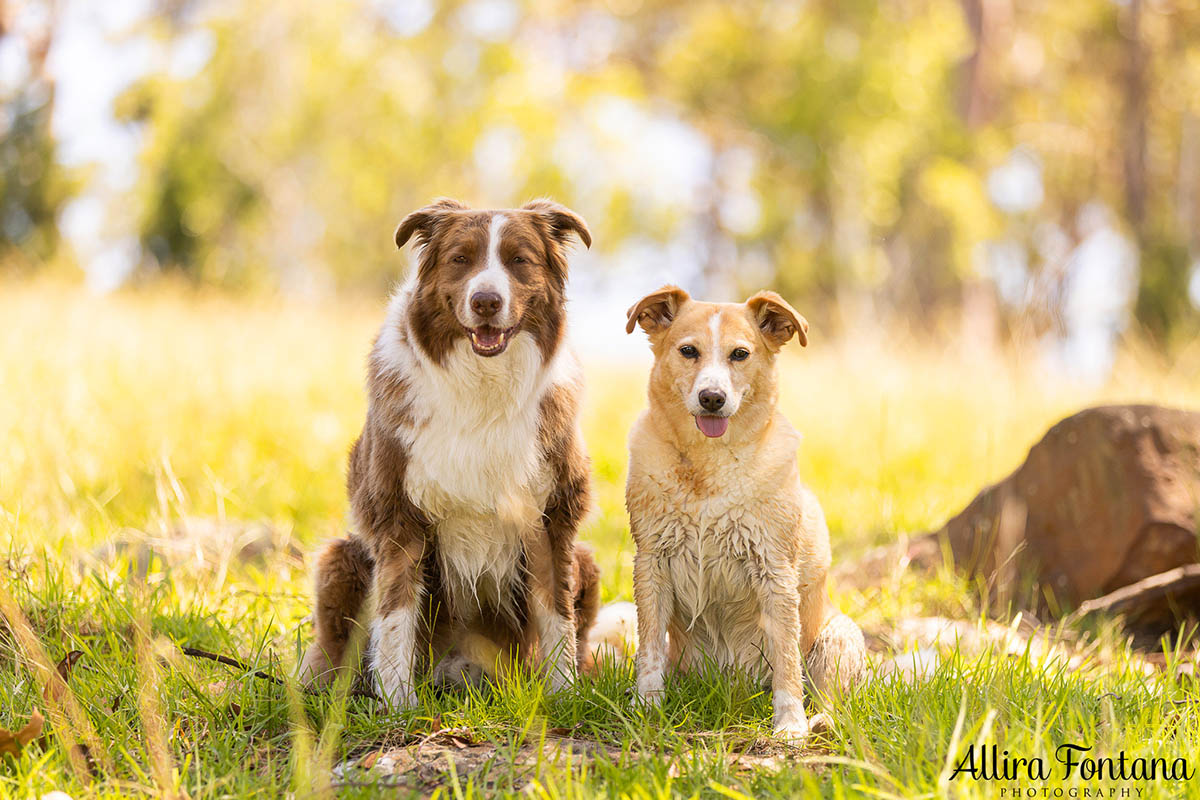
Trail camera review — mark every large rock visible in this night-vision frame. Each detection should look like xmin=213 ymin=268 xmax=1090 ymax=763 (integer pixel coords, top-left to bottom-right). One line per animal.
xmin=917 ymin=405 xmax=1200 ymax=616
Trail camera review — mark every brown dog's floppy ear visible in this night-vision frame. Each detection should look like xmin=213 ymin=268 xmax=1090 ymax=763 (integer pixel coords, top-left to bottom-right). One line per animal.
xmin=394 ymin=198 xmax=469 ymax=249
xmin=626 ymin=285 xmax=690 ymax=334
xmin=522 ymin=199 xmax=592 ymax=249
xmin=745 ymin=291 xmax=808 ymax=349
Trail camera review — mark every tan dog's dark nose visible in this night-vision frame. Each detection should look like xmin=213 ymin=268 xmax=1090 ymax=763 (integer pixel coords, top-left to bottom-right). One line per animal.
xmin=470 ymin=291 xmax=503 ymax=318
xmin=698 ymin=389 xmax=726 ymax=413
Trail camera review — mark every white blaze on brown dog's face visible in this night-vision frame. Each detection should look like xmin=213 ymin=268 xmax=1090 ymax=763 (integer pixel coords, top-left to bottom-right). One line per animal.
xmin=626 ymin=286 xmax=808 ymax=439
xmin=396 ymin=198 xmax=591 ymax=362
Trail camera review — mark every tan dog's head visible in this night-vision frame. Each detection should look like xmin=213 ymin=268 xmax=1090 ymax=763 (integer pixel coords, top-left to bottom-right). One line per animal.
xmin=626 ymin=286 xmax=808 ymax=440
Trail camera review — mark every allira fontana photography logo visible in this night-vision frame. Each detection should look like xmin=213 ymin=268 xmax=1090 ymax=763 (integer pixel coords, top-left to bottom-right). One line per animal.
xmin=949 ymin=743 xmax=1195 ymax=797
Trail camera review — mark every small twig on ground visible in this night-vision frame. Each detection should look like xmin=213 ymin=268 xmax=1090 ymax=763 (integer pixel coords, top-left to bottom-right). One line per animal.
xmin=180 ymin=646 xmax=377 ymax=698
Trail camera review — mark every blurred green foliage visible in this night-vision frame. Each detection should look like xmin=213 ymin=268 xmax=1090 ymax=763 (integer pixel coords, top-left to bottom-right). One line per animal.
xmin=5 ymin=0 xmax=1200 ymax=337
xmin=0 ymin=16 xmax=75 ymax=269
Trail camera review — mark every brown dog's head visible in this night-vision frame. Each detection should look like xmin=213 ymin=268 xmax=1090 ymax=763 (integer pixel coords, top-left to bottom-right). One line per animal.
xmin=396 ymin=198 xmax=591 ymax=363
xmin=626 ymin=286 xmax=808 ymax=440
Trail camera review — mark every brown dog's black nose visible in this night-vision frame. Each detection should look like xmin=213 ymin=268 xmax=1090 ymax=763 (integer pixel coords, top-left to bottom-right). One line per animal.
xmin=470 ymin=291 xmax=503 ymax=318
xmin=698 ymin=389 xmax=726 ymax=413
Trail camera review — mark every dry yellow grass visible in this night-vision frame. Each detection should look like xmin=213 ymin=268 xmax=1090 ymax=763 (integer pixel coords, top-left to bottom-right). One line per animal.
xmin=4 ymin=279 xmax=1198 ymax=581
xmin=2 ymin=280 xmax=1199 ymax=798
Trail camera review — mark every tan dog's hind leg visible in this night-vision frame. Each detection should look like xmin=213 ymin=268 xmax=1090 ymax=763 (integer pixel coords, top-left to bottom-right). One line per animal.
xmin=805 ymin=611 xmax=867 ymax=700
xmin=300 ymin=537 xmax=374 ymax=687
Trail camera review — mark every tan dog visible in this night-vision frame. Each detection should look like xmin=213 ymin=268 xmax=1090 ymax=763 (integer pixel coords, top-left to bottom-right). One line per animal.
xmin=624 ymin=286 xmax=865 ymax=739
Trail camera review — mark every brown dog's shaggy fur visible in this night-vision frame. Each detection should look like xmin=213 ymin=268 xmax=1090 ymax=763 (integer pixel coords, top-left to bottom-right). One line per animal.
xmin=301 ymin=199 xmax=599 ymax=704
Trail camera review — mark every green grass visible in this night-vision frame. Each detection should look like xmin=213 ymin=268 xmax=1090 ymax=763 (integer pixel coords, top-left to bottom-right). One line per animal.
xmin=2 ymin=281 xmax=1199 ymax=798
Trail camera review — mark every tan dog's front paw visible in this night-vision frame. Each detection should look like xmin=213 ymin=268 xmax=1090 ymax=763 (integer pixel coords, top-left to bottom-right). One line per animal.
xmin=773 ymin=717 xmax=811 ymax=742
xmin=772 ymin=689 xmax=812 ymax=741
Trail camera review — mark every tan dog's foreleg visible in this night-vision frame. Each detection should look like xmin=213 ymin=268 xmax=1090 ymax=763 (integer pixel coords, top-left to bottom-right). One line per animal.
xmin=761 ymin=575 xmax=811 ymax=739
xmin=634 ymin=550 xmax=672 ymax=704
xmin=370 ymin=539 xmax=424 ymax=709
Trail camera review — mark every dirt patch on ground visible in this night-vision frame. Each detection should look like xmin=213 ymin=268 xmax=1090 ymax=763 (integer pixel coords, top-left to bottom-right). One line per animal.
xmin=332 ymin=728 xmax=821 ymax=793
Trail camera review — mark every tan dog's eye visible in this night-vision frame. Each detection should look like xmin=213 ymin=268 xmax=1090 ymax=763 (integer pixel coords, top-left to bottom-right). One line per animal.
xmin=679 ymin=345 xmax=699 ymax=359
xmin=453 ymin=255 xmax=467 ymax=264
xmin=511 ymin=255 xmax=526 ymax=264
xmin=730 ymin=348 xmax=750 ymax=362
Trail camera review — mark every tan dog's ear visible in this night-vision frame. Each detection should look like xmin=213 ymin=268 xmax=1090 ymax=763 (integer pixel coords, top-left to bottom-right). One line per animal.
xmin=522 ymin=199 xmax=592 ymax=249
xmin=394 ymin=198 xmax=469 ymax=249
xmin=746 ymin=291 xmax=808 ymax=349
xmin=626 ymin=286 xmax=690 ymax=334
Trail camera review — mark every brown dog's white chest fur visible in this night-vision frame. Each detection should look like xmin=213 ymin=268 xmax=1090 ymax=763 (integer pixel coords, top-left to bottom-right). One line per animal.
xmin=375 ymin=285 xmax=575 ymax=614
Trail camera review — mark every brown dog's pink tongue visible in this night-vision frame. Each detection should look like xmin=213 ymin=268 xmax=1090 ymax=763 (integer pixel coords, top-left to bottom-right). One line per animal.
xmin=695 ymin=415 xmax=729 ymax=438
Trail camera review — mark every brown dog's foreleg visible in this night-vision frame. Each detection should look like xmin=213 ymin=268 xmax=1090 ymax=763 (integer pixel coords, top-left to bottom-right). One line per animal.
xmin=531 ymin=420 xmax=592 ymax=689
xmin=370 ymin=537 xmax=425 ymax=708
xmin=300 ymin=536 xmax=374 ymax=687
xmin=525 ymin=531 xmax=576 ymax=689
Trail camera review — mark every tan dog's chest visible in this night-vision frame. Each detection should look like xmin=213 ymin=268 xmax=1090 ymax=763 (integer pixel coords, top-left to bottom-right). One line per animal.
xmin=629 ymin=429 xmax=814 ymax=670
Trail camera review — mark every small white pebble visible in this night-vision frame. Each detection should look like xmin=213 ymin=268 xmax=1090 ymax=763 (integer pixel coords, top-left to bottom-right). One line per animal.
xmin=41 ymin=792 xmax=74 ymax=800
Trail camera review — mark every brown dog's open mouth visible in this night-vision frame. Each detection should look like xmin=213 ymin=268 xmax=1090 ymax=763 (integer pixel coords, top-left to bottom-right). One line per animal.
xmin=466 ymin=324 xmax=517 ymax=356
xmin=695 ymin=415 xmax=729 ymax=438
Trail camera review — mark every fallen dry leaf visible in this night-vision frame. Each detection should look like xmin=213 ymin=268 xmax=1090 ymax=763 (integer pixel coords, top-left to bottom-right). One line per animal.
xmin=0 ymin=709 xmax=45 ymax=757
xmin=44 ymin=651 xmax=85 ymax=705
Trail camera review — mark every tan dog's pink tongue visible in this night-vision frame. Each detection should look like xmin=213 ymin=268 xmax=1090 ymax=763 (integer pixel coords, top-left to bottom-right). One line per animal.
xmin=695 ymin=415 xmax=729 ymax=438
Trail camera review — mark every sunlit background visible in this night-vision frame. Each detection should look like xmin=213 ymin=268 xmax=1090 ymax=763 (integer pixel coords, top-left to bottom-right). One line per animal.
xmin=4 ymin=0 xmax=1200 ymax=374
xmin=3 ymin=10 xmax=1200 ymax=795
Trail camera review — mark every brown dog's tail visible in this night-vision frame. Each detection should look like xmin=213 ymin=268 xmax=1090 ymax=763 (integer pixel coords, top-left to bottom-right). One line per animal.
xmin=572 ymin=543 xmax=601 ymax=671
xmin=300 ymin=535 xmax=375 ymax=687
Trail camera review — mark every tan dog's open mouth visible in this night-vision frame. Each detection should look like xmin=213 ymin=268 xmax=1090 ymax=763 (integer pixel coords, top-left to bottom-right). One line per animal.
xmin=695 ymin=415 xmax=729 ymax=438
xmin=466 ymin=324 xmax=517 ymax=356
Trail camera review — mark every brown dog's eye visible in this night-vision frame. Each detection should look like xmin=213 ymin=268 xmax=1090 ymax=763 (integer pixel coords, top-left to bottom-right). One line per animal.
xmin=730 ymin=348 xmax=750 ymax=362
xmin=511 ymin=255 xmax=526 ymax=264
xmin=679 ymin=345 xmax=699 ymax=359
xmin=453 ymin=255 xmax=467 ymax=264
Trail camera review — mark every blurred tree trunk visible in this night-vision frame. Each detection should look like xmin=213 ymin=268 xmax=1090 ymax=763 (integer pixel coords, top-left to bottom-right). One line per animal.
xmin=1122 ymin=0 xmax=1147 ymax=234
xmin=958 ymin=0 xmax=1011 ymax=127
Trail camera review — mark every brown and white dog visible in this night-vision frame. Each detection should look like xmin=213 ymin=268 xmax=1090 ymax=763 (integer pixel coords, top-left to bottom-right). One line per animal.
xmin=300 ymin=199 xmax=600 ymax=706
xmin=624 ymin=286 xmax=865 ymax=739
